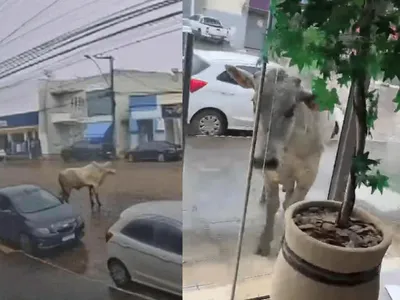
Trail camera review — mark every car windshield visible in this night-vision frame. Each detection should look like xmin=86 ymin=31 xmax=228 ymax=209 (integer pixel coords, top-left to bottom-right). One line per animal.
xmin=11 ymin=188 xmax=62 ymax=214
xmin=203 ymin=17 xmax=222 ymax=28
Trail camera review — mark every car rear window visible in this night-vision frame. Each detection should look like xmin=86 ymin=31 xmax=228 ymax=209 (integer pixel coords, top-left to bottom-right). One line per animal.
xmin=217 ymin=65 xmax=260 ymax=85
xmin=192 ymin=53 xmax=210 ymax=76
xmin=202 ymin=17 xmax=222 ymax=28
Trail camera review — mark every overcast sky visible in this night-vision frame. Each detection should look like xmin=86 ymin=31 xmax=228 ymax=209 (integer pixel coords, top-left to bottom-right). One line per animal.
xmin=0 ymin=0 xmax=182 ymax=116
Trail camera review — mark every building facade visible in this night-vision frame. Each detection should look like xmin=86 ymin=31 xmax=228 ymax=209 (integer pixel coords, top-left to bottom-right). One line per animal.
xmin=0 ymin=111 xmax=41 ymax=158
xmin=39 ymin=70 xmax=182 ymax=157
xmin=129 ymin=93 xmax=182 ymax=148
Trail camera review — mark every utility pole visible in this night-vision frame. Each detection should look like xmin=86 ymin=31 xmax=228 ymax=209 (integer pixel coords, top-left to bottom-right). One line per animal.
xmin=85 ymin=54 xmax=116 ymax=158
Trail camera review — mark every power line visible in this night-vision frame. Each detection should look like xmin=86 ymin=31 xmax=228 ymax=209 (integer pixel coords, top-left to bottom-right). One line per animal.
xmin=0 ymin=11 xmax=182 ymax=80
xmin=0 ymin=0 xmax=179 ymax=72
xmin=0 ymin=23 xmax=180 ymax=92
xmin=0 ymin=25 xmax=181 ymax=94
xmin=0 ymin=0 xmax=151 ymax=69
xmin=0 ymin=0 xmax=62 ymax=45
xmin=0 ymin=0 xmax=105 ymax=48
xmin=99 ymin=26 xmax=180 ymax=55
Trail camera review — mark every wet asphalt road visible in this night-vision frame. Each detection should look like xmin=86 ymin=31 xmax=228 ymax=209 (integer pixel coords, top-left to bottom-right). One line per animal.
xmin=0 ymin=159 xmax=182 ymax=295
xmin=0 ymin=251 xmax=145 ymax=300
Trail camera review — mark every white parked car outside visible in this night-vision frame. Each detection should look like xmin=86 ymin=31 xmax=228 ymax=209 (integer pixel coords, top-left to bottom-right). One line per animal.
xmin=106 ymin=200 xmax=182 ymax=296
xmin=188 ymin=49 xmax=281 ymax=135
xmin=188 ymin=49 xmax=345 ymax=137
xmin=187 ymin=14 xmax=229 ymax=44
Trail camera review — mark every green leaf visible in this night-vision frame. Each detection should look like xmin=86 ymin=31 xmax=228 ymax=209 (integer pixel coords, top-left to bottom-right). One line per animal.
xmin=367 ymin=170 xmax=389 ymax=194
xmin=353 ymin=152 xmax=379 ymax=174
xmin=311 ymin=77 xmax=339 ymax=112
xmin=353 ymin=0 xmax=365 ymax=7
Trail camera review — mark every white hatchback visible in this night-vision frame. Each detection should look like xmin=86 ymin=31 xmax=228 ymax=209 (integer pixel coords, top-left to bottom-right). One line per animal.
xmin=106 ymin=200 xmax=182 ymax=296
xmin=188 ymin=49 xmax=345 ymax=137
xmin=188 ymin=49 xmax=282 ymax=136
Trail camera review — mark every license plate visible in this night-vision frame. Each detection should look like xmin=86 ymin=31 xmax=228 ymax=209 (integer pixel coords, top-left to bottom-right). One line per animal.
xmin=62 ymin=233 xmax=75 ymax=242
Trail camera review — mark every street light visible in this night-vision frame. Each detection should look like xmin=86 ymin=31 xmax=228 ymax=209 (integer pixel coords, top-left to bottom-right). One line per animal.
xmin=84 ymin=54 xmax=116 ymax=158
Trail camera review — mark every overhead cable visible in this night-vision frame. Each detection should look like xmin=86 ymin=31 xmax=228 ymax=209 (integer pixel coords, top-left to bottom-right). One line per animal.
xmin=0 ymin=11 xmax=182 ymax=80
xmin=0 ymin=24 xmax=180 ymax=91
xmin=0 ymin=0 xmax=180 ymax=72
xmin=0 ymin=0 xmax=105 ymax=48
xmin=0 ymin=0 xmax=62 ymax=45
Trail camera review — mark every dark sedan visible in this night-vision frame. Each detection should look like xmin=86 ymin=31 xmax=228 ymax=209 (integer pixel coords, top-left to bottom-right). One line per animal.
xmin=60 ymin=140 xmax=113 ymax=162
xmin=0 ymin=184 xmax=85 ymax=254
xmin=125 ymin=141 xmax=183 ymax=162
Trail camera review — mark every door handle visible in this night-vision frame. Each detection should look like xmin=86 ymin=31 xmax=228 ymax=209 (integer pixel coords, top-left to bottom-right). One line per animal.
xmin=221 ymin=92 xmax=234 ymax=96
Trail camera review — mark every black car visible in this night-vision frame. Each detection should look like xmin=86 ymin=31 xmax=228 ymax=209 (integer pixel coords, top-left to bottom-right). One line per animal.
xmin=125 ymin=141 xmax=183 ymax=162
xmin=61 ymin=140 xmax=113 ymax=162
xmin=0 ymin=184 xmax=85 ymax=254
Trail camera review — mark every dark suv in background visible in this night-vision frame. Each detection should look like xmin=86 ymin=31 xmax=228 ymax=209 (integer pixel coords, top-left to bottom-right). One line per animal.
xmin=60 ymin=140 xmax=113 ymax=162
xmin=125 ymin=141 xmax=182 ymax=162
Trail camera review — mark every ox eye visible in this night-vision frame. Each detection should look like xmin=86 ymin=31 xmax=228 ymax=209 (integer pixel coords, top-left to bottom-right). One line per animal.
xmin=284 ymin=106 xmax=295 ymax=118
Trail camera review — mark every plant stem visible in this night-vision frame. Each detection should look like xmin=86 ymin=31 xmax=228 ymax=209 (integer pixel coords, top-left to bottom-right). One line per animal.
xmin=336 ymin=0 xmax=374 ymax=228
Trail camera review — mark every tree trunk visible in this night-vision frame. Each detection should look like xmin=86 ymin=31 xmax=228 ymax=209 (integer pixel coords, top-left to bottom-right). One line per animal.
xmin=336 ymin=0 xmax=374 ymax=227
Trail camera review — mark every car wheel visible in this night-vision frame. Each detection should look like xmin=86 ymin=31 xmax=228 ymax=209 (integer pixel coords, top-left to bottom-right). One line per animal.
xmin=19 ymin=233 xmax=36 ymax=255
xmin=127 ymin=153 xmax=134 ymax=162
xmin=157 ymin=153 xmax=165 ymax=162
xmin=108 ymin=259 xmax=131 ymax=287
xmin=191 ymin=109 xmax=226 ymax=136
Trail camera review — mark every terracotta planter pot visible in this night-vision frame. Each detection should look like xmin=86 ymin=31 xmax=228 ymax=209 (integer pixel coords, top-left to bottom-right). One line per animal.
xmin=271 ymin=200 xmax=392 ymax=300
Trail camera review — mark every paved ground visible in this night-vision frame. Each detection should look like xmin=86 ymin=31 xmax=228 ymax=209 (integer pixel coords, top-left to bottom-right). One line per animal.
xmin=0 ymin=159 xmax=182 ymax=297
xmin=0 ymin=251 xmax=146 ymax=300
xmin=182 ymin=136 xmax=400 ymax=298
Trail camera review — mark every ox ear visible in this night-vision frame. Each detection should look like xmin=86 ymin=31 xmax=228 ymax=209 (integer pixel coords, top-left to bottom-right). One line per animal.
xmin=225 ymin=65 xmax=255 ymax=89
xmin=298 ymin=90 xmax=319 ymax=111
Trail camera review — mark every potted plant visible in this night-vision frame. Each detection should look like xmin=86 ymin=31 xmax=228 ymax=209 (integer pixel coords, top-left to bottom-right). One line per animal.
xmin=267 ymin=0 xmax=398 ymax=299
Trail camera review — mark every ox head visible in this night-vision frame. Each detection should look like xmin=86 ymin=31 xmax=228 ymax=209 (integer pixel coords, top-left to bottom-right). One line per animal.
xmin=225 ymin=65 xmax=319 ymax=171
xmin=93 ymin=161 xmax=116 ymax=175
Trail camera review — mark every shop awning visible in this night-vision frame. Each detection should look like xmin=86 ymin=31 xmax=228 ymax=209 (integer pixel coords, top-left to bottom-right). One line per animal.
xmin=84 ymin=122 xmax=112 ymax=143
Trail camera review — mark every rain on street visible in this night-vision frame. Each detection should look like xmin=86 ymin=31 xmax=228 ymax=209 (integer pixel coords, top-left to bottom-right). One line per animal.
xmin=0 ymin=159 xmax=182 ymax=299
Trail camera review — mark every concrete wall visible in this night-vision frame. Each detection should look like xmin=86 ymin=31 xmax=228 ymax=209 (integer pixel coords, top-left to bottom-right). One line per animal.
xmin=39 ymin=70 xmax=182 ymax=156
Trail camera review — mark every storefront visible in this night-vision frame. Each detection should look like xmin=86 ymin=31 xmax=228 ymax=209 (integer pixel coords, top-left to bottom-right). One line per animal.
xmin=129 ymin=95 xmax=164 ymax=149
xmin=0 ymin=111 xmax=41 ymax=158
xmin=128 ymin=94 xmax=182 ymax=149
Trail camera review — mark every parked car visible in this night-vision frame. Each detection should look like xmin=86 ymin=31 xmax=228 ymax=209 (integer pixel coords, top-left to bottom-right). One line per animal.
xmin=188 ymin=49 xmax=280 ymax=135
xmin=188 ymin=50 xmax=345 ymax=137
xmin=0 ymin=184 xmax=85 ymax=254
xmin=106 ymin=200 xmax=182 ymax=296
xmin=125 ymin=141 xmax=182 ymax=162
xmin=188 ymin=14 xmax=229 ymax=44
xmin=60 ymin=140 xmax=113 ymax=162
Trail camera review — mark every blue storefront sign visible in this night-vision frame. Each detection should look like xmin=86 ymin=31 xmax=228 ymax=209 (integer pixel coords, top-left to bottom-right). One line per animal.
xmin=0 ymin=111 xmax=39 ymax=128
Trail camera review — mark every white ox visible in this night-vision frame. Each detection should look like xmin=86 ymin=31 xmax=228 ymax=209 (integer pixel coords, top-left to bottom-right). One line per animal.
xmin=226 ymin=65 xmax=337 ymax=256
xmin=58 ymin=161 xmax=116 ymax=208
